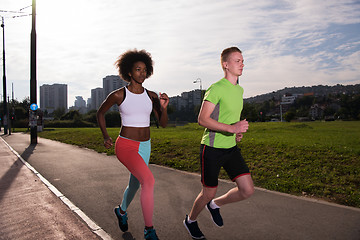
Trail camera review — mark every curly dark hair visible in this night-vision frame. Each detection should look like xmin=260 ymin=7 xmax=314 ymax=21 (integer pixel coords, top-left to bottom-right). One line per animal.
xmin=115 ymin=49 xmax=154 ymax=82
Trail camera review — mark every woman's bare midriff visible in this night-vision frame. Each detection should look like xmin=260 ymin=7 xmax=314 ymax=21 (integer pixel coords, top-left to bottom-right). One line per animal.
xmin=120 ymin=126 xmax=151 ymax=141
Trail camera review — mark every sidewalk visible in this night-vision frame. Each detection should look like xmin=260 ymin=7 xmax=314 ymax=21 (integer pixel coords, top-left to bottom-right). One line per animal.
xmin=1 ymin=132 xmax=360 ymax=240
xmin=0 ymin=133 xmax=108 ymax=240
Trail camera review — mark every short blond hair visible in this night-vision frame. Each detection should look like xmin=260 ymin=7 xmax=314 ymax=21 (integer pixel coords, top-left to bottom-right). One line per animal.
xmin=221 ymin=47 xmax=242 ymax=70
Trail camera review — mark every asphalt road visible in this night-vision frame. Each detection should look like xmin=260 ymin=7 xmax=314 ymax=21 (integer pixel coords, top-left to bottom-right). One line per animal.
xmin=2 ymin=132 xmax=360 ymax=240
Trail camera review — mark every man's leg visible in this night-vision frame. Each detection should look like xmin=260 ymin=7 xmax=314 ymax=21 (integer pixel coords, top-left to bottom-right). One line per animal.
xmin=184 ymin=187 xmax=217 ymax=239
xmin=189 ymin=187 xmax=217 ymax=221
xmin=213 ymin=174 xmax=254 ymax=207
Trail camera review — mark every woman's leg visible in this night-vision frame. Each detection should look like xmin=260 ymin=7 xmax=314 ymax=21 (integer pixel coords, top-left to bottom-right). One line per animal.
xmin=120 ymin=173 xmax=140 ymax=212
xmin=122 ymin=156 xmax=154 ymax=227
xmin=115 ymin=137 xmax=154 ymax=227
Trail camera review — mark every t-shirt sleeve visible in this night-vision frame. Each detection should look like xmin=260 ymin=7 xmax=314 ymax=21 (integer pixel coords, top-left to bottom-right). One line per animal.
xmin=203 ymin=85 xmax=220 ymax=105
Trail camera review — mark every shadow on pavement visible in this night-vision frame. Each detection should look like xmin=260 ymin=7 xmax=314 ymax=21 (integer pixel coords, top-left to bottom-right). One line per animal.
xmin=0 ymin=158 xmax=24 ymax=203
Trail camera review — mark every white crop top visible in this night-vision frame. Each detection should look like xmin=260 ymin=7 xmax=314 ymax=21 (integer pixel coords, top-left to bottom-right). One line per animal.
xmin=119 ymin=87 xmax=153 ymax=127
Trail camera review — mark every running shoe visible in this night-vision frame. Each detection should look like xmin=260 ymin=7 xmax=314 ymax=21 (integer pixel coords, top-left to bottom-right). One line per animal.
xmin=144 ymin=228 xmax=159 ymax=240
xmin=114 ymin=206 xmax=128 ymax=232
xmin=183 ymin=215 xmax=205 ymax=239
xmin=206 ymin=201 xmax=223 ymax=227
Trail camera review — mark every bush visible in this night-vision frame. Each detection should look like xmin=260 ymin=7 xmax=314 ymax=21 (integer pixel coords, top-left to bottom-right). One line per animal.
xmin=44 ymin=119 xmax=95 ymax=128
xmin=284 ymin=111 xmax=296 ymax=122
xmin=61 ymin=110 xmax=81 ymax=120
xmin=105 ymin=111 xmax=121 ymax=127
xmin=11 ymin=119 xmax=29 ymax=128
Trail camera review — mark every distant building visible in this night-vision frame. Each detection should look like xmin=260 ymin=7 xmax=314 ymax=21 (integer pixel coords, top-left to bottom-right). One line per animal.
xmin=281 ymin=95 xmax=296 ymax=104
xmin=303 ymin=92 xmax=314 ymax=97
xmin=74 ymin=96 xmax=87 ymax=114
xmin=169 ymin=96 xmax=187 ymax=111
xmin=310 ymin=104 xmax=324 ymax=120
xmin=40 ymin=83 xmax=68 ymax=114
xmin=91 ymin=87 xmax=104 ymax=111
xmin=87 ymin=98 xmax=92 ymax=110
xmin=169 ymin=89 xmax=202 ymax=111
xmin=103 ymin=75 xmax=128 ymax=111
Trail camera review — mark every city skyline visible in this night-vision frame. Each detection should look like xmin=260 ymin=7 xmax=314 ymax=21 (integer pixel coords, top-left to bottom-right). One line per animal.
xmin=1 ymin=0 xmax=360 ymax=107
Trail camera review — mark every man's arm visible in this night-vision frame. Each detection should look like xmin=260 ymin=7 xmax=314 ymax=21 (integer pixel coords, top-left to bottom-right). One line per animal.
xmin=198 ymin=100 xmax=248 ymax=134
xmin=198 ymin=101 xmax=249 ymax=133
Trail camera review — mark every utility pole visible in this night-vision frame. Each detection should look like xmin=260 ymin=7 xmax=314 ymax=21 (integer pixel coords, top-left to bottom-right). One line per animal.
xmin=193 ymin=77 xmax=203 ymax=101
xmin=1 ymin=16 xmax=8 ymax=134
xmin=193 ymin=78 xmax=202 ymax=91
xmin=7 ymin=95 xmax=11 ymax=135
xmin=30 ymin=0 xmax=37 ymax=144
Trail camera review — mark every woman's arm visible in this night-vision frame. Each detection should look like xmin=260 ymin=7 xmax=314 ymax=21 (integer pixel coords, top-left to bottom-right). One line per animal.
xmin=149 ymin=91 xmax=169 ymax=128
xmin=96 ymin=89 xmax=123 ymax=148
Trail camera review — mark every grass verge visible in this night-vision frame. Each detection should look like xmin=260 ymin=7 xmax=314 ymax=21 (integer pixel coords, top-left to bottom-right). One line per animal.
xmin=14 ymin=121 xmax=360 ymax=208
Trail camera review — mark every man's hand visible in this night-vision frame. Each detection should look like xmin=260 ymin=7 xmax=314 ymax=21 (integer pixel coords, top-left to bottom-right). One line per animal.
xmin=231 ymin=119 xmax=249 ymax=134
xmin=236 ymin=133 xmax=244 ymax=142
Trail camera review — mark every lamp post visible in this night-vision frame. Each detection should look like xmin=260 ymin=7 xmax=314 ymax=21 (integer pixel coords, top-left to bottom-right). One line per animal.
xmin=30 ymin=0 xmax=37 ymax=144
xmin=1 ymin=16 xmax=8 ymax=134
xmin=193 ymin=78 xmax=202 ymax=91
xmin=193 ymin=77 xmax=203 ymax=105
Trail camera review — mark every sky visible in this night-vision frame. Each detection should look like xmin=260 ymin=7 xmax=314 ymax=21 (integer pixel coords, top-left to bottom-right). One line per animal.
xmin=1 ymin=0 xmax=360 ymax=107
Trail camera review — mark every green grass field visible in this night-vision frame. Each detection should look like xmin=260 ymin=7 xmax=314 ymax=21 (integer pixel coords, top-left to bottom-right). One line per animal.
xmin=18 ymin=121 xmax=360 ymax=208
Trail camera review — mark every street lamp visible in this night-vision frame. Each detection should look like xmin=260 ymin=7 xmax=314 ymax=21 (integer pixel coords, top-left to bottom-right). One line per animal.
xmin=1 ymin=8 xmax=31 ymax=135
xmin=30 ymin=0 xmax=37 ymax=144
xmin=193 ymin=78 xmax=202 ymax=91
xmin=1 ymin=16 xmax=8 ymax=134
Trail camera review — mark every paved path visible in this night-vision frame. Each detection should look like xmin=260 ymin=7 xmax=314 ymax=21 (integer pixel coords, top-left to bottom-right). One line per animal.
xmin=0 ymin=134 xmax=102 ymax=240
xmin=1 ymin=132 xmax=360 ymax=240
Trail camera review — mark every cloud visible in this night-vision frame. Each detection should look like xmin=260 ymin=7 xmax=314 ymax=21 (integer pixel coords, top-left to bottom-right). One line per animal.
xmin=1 ymin=0 xmax=360 ymax=106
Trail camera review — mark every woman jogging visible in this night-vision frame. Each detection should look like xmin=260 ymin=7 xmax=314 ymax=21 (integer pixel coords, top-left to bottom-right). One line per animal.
xmin=97 ymin=49 xmax=169 ymax=240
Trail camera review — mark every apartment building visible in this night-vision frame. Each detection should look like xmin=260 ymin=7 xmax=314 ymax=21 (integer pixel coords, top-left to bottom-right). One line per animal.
xmin=40 ymin=83 xmax=68 ymax=114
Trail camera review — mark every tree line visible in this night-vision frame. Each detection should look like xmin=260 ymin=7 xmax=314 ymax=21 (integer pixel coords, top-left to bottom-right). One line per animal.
xmin=1 ymin=91 xmax=359 ymax=130
xmin=241 ymin=92 xmax=360 ymax=122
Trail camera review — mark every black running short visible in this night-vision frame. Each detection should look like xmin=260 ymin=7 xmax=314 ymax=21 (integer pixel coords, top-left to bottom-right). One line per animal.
xmin=200 ymin=144 xmax=250 ymax=187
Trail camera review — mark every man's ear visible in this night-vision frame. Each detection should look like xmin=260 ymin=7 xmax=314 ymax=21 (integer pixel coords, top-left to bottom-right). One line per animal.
xmin=223 ymin=62 xmax=228 ymax=70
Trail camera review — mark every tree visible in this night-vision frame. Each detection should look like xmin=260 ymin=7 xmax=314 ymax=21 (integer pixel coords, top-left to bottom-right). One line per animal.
xmin=53 ymin=108 xmax=66 ymax=120
xmin=284 ymin=111 xmax=296 ymax=122
xmin=323 ymin=106 xmax=336 ymax=118
xmin=242 ymin=102 xmax=260 ymax=122
xmin=105 ymin=111 xmax=121 ymax=127
xmin=61 ymin=110 xmax=81 ymax=120
xmin=83 ymin=110 xmax=98 ymax=125
xmin=14 ymin=106 xmax=27 ymax=120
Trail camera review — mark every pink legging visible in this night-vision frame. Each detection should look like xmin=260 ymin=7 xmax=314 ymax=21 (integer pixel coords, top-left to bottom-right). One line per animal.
xmin=115 ymin=136 xmax=154 ymax=227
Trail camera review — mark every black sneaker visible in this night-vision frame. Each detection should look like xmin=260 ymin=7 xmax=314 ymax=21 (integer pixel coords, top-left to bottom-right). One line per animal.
xmin=206 ymin=202 xmax=223 ymax=227
xmin=183 ymin=215 xmax=205 ymax=239
xmin=144 ymin=228 xmax=159 ymax=240
xmin=114 ymin=206 xmax=128 ymax=232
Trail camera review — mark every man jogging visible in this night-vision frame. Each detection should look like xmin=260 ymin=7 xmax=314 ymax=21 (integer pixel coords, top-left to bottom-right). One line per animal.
xmin=183 ymin=47 xmax=254 ymax=239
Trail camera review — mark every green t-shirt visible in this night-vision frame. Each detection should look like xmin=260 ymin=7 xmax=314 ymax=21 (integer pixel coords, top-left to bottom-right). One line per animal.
xmin=200 ymin=78 xmax=244 ymax=148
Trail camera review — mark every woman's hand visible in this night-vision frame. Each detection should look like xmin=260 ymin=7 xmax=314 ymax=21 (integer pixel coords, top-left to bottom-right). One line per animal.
xmin=103 ymin=137 xmax=113 ymax=149
xmin=159 ymin=92 xmax=169 ymax=109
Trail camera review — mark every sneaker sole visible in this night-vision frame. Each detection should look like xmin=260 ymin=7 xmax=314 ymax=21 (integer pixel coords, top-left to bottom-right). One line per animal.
xmin=205 ymin=205 xmax=223 ymax=228
xmin=183 ymin=220 xmax=205 ymax=239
